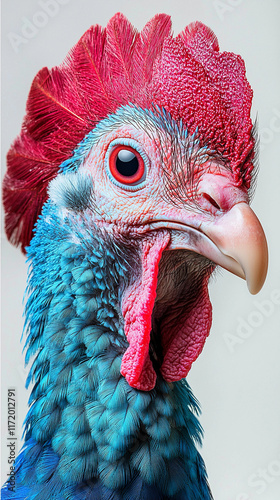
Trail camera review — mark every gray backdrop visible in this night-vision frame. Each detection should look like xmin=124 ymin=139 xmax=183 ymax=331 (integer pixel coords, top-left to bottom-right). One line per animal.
xmin=1 ymin=1 xmax=280 ymax=499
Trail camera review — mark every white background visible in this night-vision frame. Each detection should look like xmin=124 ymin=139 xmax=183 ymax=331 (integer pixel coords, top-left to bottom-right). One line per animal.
xmin=1 ymin=1 xmax=280 ymax=498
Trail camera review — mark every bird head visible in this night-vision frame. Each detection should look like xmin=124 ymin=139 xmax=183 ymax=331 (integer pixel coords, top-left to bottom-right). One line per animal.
xmin=3 ymin=14 xmax=268 ymax=391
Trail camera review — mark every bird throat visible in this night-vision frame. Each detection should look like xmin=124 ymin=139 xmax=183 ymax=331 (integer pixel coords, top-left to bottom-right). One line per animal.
xmin=19 ymin=204 xmax=211 ymax=494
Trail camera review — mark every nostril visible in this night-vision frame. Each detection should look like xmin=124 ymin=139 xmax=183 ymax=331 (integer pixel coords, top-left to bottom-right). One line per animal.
xmin=203 ymin=193 xmax=221 ymax=210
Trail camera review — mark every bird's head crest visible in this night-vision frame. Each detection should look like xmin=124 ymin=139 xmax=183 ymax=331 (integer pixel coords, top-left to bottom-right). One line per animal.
xmin=3 ymin=13 xmax=255 ymax=253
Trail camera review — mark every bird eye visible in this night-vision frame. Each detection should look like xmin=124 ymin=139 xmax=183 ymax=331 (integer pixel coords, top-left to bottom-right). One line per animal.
xmin=109 ymin=145 xmax=145 ymax=185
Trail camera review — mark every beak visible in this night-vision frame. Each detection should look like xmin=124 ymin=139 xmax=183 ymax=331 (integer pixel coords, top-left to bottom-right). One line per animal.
xmin=199 ymin=202 xmax=268 ymax=294
xmin=150 ymin=202 xmax=268 ymax=294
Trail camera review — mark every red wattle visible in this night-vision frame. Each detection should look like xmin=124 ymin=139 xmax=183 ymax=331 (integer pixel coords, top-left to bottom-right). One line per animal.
xmin=160 ymin=276 xmax=212 ymax=381
xmin=120 ymin=232 xmax=170 ymax=391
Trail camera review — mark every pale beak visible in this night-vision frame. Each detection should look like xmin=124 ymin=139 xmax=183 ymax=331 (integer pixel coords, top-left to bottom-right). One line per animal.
xmin=150 ymin=202 xmax=268 ymax=294
xmin=199 ymin=202 xmax=268 ymax=294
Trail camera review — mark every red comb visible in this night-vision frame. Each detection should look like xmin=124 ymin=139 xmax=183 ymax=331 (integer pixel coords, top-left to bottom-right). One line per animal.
xmin=3 ymin=14 xmax=255 ymax=253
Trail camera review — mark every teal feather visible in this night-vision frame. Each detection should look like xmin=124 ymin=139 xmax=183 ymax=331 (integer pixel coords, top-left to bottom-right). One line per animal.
xmin=99 ymin=458 xmax=133 ymax=490
xmin=2 ymin=198 xmax=213 ymax=499
xmin=72 ymin=267 xmax=95 ymax=283
xmin=140 ymin=403 xmax=159 ymax=426
xmin=146 ymin=415 xmax=171 ymax=440
xmin=127 ymin=389 xmax=153 ymax=412
xmin=106 ymin=380 xmax=129 ymax=410
xmin=98 ymin=444 xmax=124 ymax=462
xmin=36 ymin=450 xmax=59 ymax=483
xmin=65 ymin=433 xmax=94 ymax=456
xmin=131 ymin=442 xmax=167 ymax=484
xmin=108 ymin=407 xmax=139 ymax=440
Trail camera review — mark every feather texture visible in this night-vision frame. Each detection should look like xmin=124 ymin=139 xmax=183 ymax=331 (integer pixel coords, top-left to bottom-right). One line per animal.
xmin=105 ymin=13 xmax=139 ymax=94
xmin=2 ymin=12 xmax=259 ymax=500
xmin=2 ymin=200 xmax=213 ymax=498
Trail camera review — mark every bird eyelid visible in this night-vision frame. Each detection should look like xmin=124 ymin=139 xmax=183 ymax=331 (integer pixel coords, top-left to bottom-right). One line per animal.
xmin=105 ymin=138 xmax=150 ymax=191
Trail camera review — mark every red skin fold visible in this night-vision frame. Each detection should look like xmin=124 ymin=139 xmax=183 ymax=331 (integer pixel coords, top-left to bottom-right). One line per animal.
xmin=160 ymin=276 xmax=212 ymax=382
xmin=121 ymin=232 xmax=170 ymax=391
xmin=121 ymin=232 xmax=212 ymax=390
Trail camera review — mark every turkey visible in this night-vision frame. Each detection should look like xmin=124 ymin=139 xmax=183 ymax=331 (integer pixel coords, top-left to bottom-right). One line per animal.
xmin=2 ymin=13 xmax=268 ymax=500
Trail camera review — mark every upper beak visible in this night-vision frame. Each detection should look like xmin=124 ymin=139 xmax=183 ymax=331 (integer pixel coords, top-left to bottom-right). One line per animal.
xmin=150 ymin=202 xmax=268 ymax=294
xmin=199 ymin=202 xmax=268 ymax=294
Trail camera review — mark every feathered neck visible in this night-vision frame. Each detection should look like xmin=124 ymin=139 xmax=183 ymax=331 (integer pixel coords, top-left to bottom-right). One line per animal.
xmin=13 ymin=201 xmax=212 ymax=499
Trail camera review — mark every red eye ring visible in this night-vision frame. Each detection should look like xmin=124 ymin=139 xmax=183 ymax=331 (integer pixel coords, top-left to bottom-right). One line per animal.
xmin=109 ymin=145 xmax=145 ymax=185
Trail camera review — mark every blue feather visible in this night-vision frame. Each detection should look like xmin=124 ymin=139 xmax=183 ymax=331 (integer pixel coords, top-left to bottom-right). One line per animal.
xmin=2 ymin=183 xmax=213 ymax=499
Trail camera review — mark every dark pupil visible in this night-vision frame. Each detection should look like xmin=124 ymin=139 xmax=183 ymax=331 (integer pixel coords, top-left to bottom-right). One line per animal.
xmin=116 ymin=150 xmax=139 ymax=177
